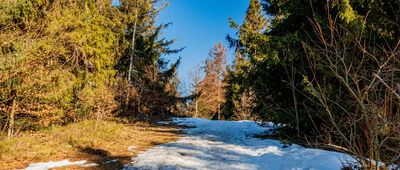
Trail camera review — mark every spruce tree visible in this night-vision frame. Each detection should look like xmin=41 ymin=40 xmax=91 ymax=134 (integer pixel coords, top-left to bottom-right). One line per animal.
xmin=242 ymin=0 xmax=267 ymax=33
xmin=0 ymin=0 xmax=182 ymax=130
xmin=197 ymin=42 xmax=227 ymax=119
xmin=224 ymin=0 xmax=267 ymax=120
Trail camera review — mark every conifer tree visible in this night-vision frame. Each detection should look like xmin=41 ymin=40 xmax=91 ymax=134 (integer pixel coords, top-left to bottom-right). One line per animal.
xmin=0 ymin=0 xmax=122 ymax=130
xmin=0 ymin=0 xmax=182 ymax=131
xmin=243 ymin=0 xmax=267 ymax=33
xmin=115 ymin=0 xmax=183 ymax=119
xmin=224 ymin=0 xmax=267 ymax=120
xmin=196 ymin=42 xmax=227 ymax=119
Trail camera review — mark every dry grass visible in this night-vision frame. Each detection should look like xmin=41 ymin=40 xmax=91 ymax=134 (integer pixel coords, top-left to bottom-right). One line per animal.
xmin=0 ymin=120 xmax=183 ymax=169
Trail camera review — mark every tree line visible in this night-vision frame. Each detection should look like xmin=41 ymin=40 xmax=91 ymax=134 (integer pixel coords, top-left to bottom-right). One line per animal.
xmin=189 ymin=0 xmax=399 ymax=168
xmin=0 ymin=0 xmax=182 ymax=137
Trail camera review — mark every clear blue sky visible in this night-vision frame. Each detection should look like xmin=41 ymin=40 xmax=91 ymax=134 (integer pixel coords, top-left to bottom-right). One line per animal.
xmin=156 ymin=0 xmax=249 ymax=83
xmin=112 ymin=0 xmax=250 ymax=87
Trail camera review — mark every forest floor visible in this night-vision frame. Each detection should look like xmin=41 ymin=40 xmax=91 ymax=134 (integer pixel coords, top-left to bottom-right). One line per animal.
xmin=0 ymin=120 xmax=184 ymax=170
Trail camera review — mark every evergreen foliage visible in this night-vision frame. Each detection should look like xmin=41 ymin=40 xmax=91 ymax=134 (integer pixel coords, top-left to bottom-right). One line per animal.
xmin=223 ymin=0 xmax=400 ymax=167
xmin=224 ymin=0 xmax=268 ymax=120
xmin=0 ymin=0 xmax=181 ymax=133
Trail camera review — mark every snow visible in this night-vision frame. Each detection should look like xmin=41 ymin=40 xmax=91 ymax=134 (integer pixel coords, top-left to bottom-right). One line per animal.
xmin=124 ymin=117 xmax=357 ymax=170
xmin=80 ymin=163 xmax=99 ymax=167
xmin=22 ymin=159 xmax=122 ymax=169
xmin=128 ymin=146 xmax=137 ymax=151
xmin=23 ymin=160 xmax=87 ymax=170
xmin=103 ymin=159 xmax=119 ymax=164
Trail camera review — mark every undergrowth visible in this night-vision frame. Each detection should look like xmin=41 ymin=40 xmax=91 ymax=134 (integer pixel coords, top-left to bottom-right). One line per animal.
xmin=0 ymin=120 xmax=124 ymax=161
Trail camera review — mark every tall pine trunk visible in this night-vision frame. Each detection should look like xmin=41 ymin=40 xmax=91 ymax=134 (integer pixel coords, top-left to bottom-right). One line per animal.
xmin=292 ymin=67 xmax=299 ymax=137
xmin=7 ymin=98 xmax=16 ymax=139
xmin=217 ymin=71 xmax=221 ymax=120
xmin=126 ymin=5 xmax=138 ymax=108
xmin=195 ymin=99 xmax=198 ymax=117
xmin=128 ymin=6 xmax=138 ymax=84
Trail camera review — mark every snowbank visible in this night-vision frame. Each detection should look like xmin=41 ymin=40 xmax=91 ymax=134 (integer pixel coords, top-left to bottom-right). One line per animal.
xmin=125 ymin=117 xmax=357 ymax=170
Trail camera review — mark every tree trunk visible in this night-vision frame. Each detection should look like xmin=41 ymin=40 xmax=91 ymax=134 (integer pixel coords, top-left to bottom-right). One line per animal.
xmin=218 ymin=103 xmax=220 ymax=120
xmin=291 ymin=58 xmax=299 ymax=137
xmin=217 ymin=73 xmax=221 ymax=120
xmin=128 ymin=6 xmax=138 ymax=84
xmin=126 ymin=4 xmax=138 ymax=108
xmin=195 ymin=99 xmax=198 ymax=117
xmin=7 ymin=98 xmax=16 ymax=139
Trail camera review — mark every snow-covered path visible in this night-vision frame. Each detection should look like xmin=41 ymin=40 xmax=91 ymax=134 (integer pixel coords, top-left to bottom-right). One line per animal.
xmin=124 ymin=118 xmax=355 ymax=170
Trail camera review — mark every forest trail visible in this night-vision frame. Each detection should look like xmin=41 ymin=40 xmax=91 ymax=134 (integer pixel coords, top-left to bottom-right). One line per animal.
xmin=124 ymin=118 xmax=355 ymax=170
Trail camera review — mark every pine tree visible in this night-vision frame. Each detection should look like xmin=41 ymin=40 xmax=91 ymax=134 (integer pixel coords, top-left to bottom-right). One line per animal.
xmin=224 ymin=0 xmax=267 ymax=120
xmin=197 ymin=42 xmax=227 ymax=119
xmin=243 ymin=0 xmax=267 ymax=33
xmin=0 ymin=0 xmax=182 ymax=131
xmin=228 ymin=0 xmax=267 ymax=53
xmin=0 ymin=0 xmax=122 ymax=130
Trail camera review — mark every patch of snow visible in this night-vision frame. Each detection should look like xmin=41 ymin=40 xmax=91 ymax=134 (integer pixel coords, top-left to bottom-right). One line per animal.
xmin=124 ymin=117 xmax=358 ymax=170
xmin=128 ymin=146 xmax=137 ymax=151
xmin=131 ymin=157 xmax=138 ymax=164
xmin=364 ymin=159 xmax=399 ymax=170
xmin=23 ymin=160 xmax=87 ymax=170
xmin=80 ymin=163 xmax=99 ymax=167
xmin=157 ymin=121 xmax=170 ymax=124
xmin=103 ymin=159 xmax=118 ymax=164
